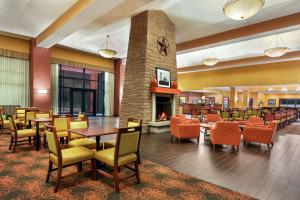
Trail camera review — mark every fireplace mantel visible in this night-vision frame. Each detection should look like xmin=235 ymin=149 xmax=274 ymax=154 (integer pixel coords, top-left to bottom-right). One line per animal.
xmin=150 ymin=86 xmax=180 ymax=95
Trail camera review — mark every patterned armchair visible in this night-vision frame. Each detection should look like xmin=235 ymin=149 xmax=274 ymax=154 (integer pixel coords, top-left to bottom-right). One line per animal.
xmin=170 ymin=115 xmax=200 ymax=144
xmin=246 ymin=116 xmax=264 ymax=126
xmin=242 ymin=121 xmax=278 ymax=150
xmin=210 ymin=121 xmax=242 ymax=151
xmin=205 ymin=114 xmax=222 ymax=122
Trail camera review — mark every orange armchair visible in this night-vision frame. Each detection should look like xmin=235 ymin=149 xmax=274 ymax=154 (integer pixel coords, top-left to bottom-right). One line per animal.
xmin=242 ymin=121 xmax=278 ymax=150
xmin=170 ymin=116 xmax=200 ymax=144
xmin=205 ymin=114 xmax=222 ymax=123
xmin=245 ymin=116 xmax=264 ymax=126
xmin=210 ymin=121 xmax=242 ymax=151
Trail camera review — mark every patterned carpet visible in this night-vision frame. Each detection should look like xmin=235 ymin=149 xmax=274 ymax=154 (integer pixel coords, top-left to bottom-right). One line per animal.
xmin=0 ymin=133 xmax=255 ymax=200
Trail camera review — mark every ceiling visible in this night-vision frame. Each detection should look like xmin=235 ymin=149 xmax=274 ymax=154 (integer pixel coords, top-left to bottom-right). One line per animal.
xmin=190 ymin=84 xmax=300 ymax=94
xmin=0 ymin=0 xmax=78 ymax=37
xmin=0 ymin=0 xmax=300 ymax=65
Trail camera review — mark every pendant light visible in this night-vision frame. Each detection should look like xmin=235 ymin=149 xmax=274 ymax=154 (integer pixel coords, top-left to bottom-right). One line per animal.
xmin=223 ymin=0 xmax=265 ymax=20
xmin=264 ymin=35 xmax=289 ymax=58
xmin=98 ymin=35 xmax=117 ymax=58
xmin=203 ymin=57 xmax=219 ymax=66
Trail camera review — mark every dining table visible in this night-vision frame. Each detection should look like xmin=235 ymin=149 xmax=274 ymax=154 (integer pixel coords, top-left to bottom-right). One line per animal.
xmin=68 ymin=126 xmax=118 ymax=151
xmin=32 ymin=118 xmax=52 ymax=151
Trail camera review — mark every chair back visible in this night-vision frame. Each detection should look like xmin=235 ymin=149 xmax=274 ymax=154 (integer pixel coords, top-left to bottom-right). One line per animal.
xmin=0 ymin=110 xmax=4 ymax=126
xmin=207 ymin=114 xmax=221 ymax=122
xmin=35 ymin=112 xmax=50 ymax=119
xmin=16 ymin=108 xmax=26 ymax=120
xmin=45 ymin=125 xmax=61 ymax=158
xmin=69 ymin=120 xmax=88 ymax=129
xmin=8 ymin=115 xmax=17 ymax=137
xmin=25 ymin=111 xmax=35 ymax=125
xmin=247 ymin=116 xmax=264 ymax=125
xmin=212 ymin=121 xmax=241 ymax=145
xmin=115 ymin=126 xmax=142 ymax=160
xmin=53 ymin=117 xmax=69 ymax=131
xmin=127 ymin=118 xmax=142 ymax=127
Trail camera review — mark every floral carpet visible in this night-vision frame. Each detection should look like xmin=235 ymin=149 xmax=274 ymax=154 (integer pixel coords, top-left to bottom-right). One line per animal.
xmin=0 ymin=133 xmax=256 ymax=200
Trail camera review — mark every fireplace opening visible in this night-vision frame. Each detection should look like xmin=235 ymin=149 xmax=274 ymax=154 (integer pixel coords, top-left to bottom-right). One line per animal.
xmin=156 ymin=96 xmax=171 ymax=122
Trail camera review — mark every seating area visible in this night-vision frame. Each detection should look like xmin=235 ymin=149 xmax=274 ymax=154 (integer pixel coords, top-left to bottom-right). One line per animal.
xmin=1 ymin=1 xmax=300 ymax=199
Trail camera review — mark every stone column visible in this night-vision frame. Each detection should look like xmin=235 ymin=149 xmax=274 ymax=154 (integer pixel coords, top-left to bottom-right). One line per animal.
xmin=119 ymin=10 xmax=177 ymax=128
xmin=242 ymin=90 xmax=249 ymax=108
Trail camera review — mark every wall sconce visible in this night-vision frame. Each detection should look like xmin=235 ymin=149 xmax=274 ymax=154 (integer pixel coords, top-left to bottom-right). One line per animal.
xmin=37 ymin=89 xmax=48 ymax=94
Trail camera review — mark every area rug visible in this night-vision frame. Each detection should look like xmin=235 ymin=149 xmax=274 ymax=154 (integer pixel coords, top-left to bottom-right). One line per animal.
xmin=0 ymin=134 xmax=255 ymax=200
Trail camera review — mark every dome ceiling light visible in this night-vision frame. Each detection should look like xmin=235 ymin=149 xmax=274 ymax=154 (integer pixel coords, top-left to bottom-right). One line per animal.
xmin=223 ymin=0 xmax=265 ymax=20
xmin=202 ymin=57 xmax=219 ymax=66
xmin=264 ymin=35 xmax=289 ymax=58
xmin=98 ymin=35 xmax=117 ymax=58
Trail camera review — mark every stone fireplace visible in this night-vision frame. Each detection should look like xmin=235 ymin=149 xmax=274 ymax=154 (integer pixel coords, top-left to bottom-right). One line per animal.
xmin=119 ymin=10 xmax=178 ymax=132
xmin=148 ymin=93 xmax=176 ymax=133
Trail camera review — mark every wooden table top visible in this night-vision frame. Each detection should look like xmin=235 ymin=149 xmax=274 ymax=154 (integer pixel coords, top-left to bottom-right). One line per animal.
xmin=69 ymin=127 xmax=118 ymax=137
xmin=200 ymin=122 xmax=216 ymax=129
xmin=32 ymin=118 xmax=52 ymax=123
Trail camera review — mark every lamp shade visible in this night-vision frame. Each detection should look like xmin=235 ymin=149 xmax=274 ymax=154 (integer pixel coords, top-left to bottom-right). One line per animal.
xmin=223 ymin=0 xmax=265 ymax=20
xmin=264 ymin=47 xmax=289 ymax=58
xmin=203 ymin=57 xmax=219 ymax=66
xmin=98 ymin=49 xmax=117 ymax=58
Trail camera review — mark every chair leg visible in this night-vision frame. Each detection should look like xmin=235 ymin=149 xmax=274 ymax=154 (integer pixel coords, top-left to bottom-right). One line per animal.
xmin=12 ymin=138 xmax=17 ymax=153
xmin=91 ymin=158 xmax=96 ymax=180
xmin=113 ymin=165 xmax=120 ymax=193
xmin=29 ymin=136 xmax=31 ymax=145
xmin=267 ymin=144 xmax=271 ymax=150
xmin=54 ymin=166 xmax=62 ymax=193
xmin=77 ymin=162 xmax=83 ymax=172
xmin=135 ymin=161 xmax=140 ymax=184
xmin=43 ymin=136 xmax=46 ymax=148
xmin=46 ymin=161 xmax=53 ymax=183
xmin=196 ymin=137 xmax=200 ymax=144
xmin=9 ymin=136 xmax=13 ymax=150
xmin=271 ymin=142 xmax=274 ymax=148
xmin=170 ymin=135 xmax=173 ymax=142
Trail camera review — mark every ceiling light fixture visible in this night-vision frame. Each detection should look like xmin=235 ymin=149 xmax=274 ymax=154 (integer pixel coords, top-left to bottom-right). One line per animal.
xmin=264 ymin=35 xmax=289 ymax=58
xmin=223 ymin=0 xmax=265 ymax=21
xmin=268 ymin=87 xmax=273 ymax=92
xmin=98 ymin=35 xmax=117 ymax=58
xmin=202 ymin=57 xmax=219 ymax=66
xmin=281 ymin=87 xmax=288 ymax=92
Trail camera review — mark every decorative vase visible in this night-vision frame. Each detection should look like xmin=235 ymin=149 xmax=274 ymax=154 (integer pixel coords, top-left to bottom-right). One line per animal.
xmin=151 ymin=77 xmax=157 ymax=87
xmin=171 ymin=81 xmax=178 ymax=89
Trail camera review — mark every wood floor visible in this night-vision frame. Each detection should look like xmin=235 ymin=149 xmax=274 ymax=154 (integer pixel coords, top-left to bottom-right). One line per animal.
xmin=90 ymin=117 xmax=300 ymax=200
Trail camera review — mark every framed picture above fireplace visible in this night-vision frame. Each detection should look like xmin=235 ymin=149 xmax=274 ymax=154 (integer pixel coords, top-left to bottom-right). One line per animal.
xmin=156 ymin=68 xmax=171 ymax=88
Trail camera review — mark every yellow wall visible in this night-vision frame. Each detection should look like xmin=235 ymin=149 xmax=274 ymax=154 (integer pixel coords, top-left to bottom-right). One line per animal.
xmin=178 ymin=61 xmax=300 ymax=90
xmin=0 ymin=35 xmax=29 ymax=53
xmin=264 ymin=94 xmax=300 ymax=106
xmin=50 ymin=46 xmax=114 ymax=69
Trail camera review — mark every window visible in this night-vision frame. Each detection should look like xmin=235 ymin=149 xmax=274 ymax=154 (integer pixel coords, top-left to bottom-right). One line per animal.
xmin=0 ymin=56 xmax=29 ymax=106
xmin=279 ymin=98 xmax=300 ymax=108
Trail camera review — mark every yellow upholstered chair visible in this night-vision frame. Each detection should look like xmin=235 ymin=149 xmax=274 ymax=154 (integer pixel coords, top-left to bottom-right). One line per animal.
xmin=16 ymin=108 xmax=26 ymax=128
xmin=52 ymin=115 xmax=70 ymax=142
xmin=68 ymin=117 xmax=97 ymax=149
xmin=0 ymin=111 xmax=10 ymax=133
xmin=8 ymin=115 xmax=36 ymax=153
xmin=24 ymin=111 xmax=36 ymax=128
xmin=104 ymin=118 xmax=142 ymax=148
xmin=45 ymin=125 xmax=95 ymax=192
xmin=93 ymin=125 xmax=142 ymax=192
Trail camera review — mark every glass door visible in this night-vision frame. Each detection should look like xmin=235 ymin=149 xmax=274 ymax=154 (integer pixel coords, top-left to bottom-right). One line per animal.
xmin=70 ymin=88 xmax=96 ymax=116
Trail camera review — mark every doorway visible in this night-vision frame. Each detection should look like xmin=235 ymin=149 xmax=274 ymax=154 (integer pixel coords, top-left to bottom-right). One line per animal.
xmin=70 ymin=88 xmax=96 ymax=116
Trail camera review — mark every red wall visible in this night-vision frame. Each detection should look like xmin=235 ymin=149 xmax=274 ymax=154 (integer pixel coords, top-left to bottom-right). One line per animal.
xmin=30 ymin=39 xmax=51 ymax=111
xmin=114 ymin=58 xmax=126 ymax=116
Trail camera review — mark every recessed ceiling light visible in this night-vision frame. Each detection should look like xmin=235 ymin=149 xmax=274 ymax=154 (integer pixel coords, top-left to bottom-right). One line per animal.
xmin=268 ymin=87 xmax=273 ymax=92
xmin=281 ymin=87 xmax=288 ymax=92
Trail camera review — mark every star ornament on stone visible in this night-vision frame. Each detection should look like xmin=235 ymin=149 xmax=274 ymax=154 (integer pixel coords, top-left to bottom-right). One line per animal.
xmin=157 ymin=36 xmax=169 ymax=56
